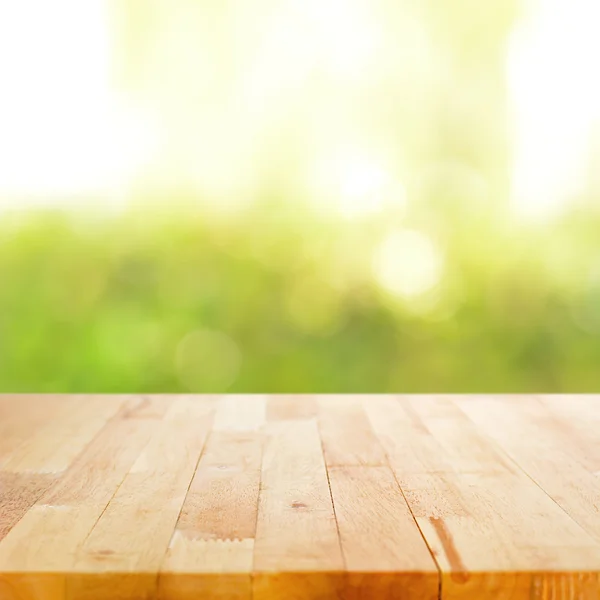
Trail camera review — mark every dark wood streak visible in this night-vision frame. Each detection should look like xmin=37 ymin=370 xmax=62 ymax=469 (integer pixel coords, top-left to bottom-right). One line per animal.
xmin=428 ymin=516 xmax=470 ymax=584
xmin=118 ymin=395 xmax=170 ymax=419
xmin=401 ymin=402 xmax=431 ymax=435
xmin=0 ymin=473 xmax=57 ymax=542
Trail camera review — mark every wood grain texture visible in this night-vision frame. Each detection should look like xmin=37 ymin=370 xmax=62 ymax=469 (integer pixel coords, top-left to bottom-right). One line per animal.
xmin=1 ymin=396 xmax=125 ymax=474
xmin=328 ymin=466 xmax=438 ymax=600
xmin=318 ymin=396 xmax=387 ymax=466
xmin=69 ymin=398 xmax=214 ymax=600
xmin=267 ymin=396 xmax=317 ymax=421
xmin=160 ymin=430 xmax=263 ymax=600
xmin=0 ymin=396 xmax=70 ymax=464
xmin=0 ymin=473 xmax=57 ymax=543
xmin=456 ymin=396 xmax=600 ymax=546
xmin=366 ymin=396 xmax=600 ymax=599
xmin=253 ymin=420 xmax=345 ymax=600
xmin=1 ymin=395 xmax=600 ymax=600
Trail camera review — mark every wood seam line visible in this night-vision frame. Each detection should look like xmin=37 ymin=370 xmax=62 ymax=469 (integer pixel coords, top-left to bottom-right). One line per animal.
xmin=250 ymin=428 xmax=264 ymax=600
xmin=31 ymin=397 xmax=133 ymax=515
xmin=250 ymin=424 xmax=268 ymax=580
xmin=39 ymin=396 xmax=128 ymax=478
xmin=251 ymin=432 xmax=264 ymax=543
xmin=0 ymin=476 xmax=56 ymax=545
xmin=51 ymin=396 xmax=127 ymax=476
xmin=74 ymin=417 xmax=159 ymax=551
xmin=535 ymin=394 xmax=599 ymax=471
xmin=316 ymin=415 xmax=348 ymax=580
xmin=251 ymin=421 xmax=264 ymax=585
xmin=108 ymin=395 xmax=140 ymax=421
xmin=155 ymin=408 xmax=217 ymax=590
xmin=384 ymin=396 xmax=444 ymax=600
xmin=449 ymin=397 xmax=600 ymax=544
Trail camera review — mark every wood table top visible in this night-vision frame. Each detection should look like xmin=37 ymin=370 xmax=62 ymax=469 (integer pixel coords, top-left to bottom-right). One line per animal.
xmin=1 ymin=395 xmax=599 ymax=600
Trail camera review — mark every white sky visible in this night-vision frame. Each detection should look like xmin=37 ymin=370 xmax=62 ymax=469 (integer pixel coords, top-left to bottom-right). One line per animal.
xmin=0 ymin=0 xmax=598 ymax=221
xmin=507 ymin=0 xmax=600 ymax=221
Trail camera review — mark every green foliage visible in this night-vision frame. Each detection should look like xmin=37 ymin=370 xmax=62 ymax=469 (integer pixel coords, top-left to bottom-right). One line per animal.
xmin=1 ymin=201 xmax=599 ymax=393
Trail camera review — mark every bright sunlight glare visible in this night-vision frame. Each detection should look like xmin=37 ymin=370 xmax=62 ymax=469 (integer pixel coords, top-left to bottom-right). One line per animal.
xmin=373 ymin=229 xmax=443 ymax=299
xmin=285 ymin=0 xmax=380 ymax=80
xmin=310 ymin=147 xmax=406 ymax=219
xmin=1 ymin=0 xmax=599 ymax=225
xmin=0 ymin=0 xmax=158 ymax=209
xmin=507 ymin=0 xmax=600 ymax=221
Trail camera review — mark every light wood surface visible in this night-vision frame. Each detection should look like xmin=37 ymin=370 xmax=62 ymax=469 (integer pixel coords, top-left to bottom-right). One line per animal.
xmin=0 ymin=395 xmax=599 ymax=599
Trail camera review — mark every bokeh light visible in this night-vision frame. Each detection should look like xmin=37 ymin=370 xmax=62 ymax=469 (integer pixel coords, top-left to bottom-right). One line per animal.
xmin=310 ymin=146 xmax=407 ymax=220
xmin=373 ymin=230 xmax=443 ymax=299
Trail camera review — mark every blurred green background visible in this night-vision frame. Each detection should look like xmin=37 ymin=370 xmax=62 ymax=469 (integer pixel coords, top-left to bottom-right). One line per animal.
xmin=1 ymin=0 xmax=600 ymax=392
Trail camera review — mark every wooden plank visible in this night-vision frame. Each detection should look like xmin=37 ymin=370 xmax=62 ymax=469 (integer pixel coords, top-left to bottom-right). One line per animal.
xmin=406 ymin=396 xmax=516 ymax=476
xmin=68 ymin=399 xmax=214 ymax=599
xmin=0 ymin=396 xmax=72 ymax=468
xmin=318 ymin=396 xmax=387 ymax=466
xmin=173 ymin=432 xmax=263 ymax=540
xmin=116 ymin=395 xmax=173 ymax=419
xmin=0 ymin=504 xmax=98 ymax=600
xmin=162 ymin=395 xmax=217 ymax=420
xmin=267 ymin=396 xmax=317 ymax=421
xmin=457 ymin=396 xmax=600 ymax=546
xmin=160 ymin=537 xmax=253 ymax=600
xmin=0 ymin=417 xmax=159 ymax=600
xmin=213 ymin=395 xmax=266 ymax=432
xmin=40 ymin=417 xmax=159 ymax=508
xmin=328 ymin=466 xmax=439 ymax=600
xmin=367 ymin=396 xmax=600 ymax=600
xmin=541 ymin=395 xmax=600 ymax=473
xmin=366 ymin=396 xmax=455 ymax=477
xmin=0 ymin=573 xmax=65 ymax=600
xmin=0 ymin=473 xmax=57 ymax=543
xmin=159 ymin=431 xmax=263 ymax=600
xmin=2 ymin=394 xmax=600 ymax=600
xmin=1 ymin=396 xmax=126 ymax=473
xmin=253 ymin=420 xmax=345 ymax=600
